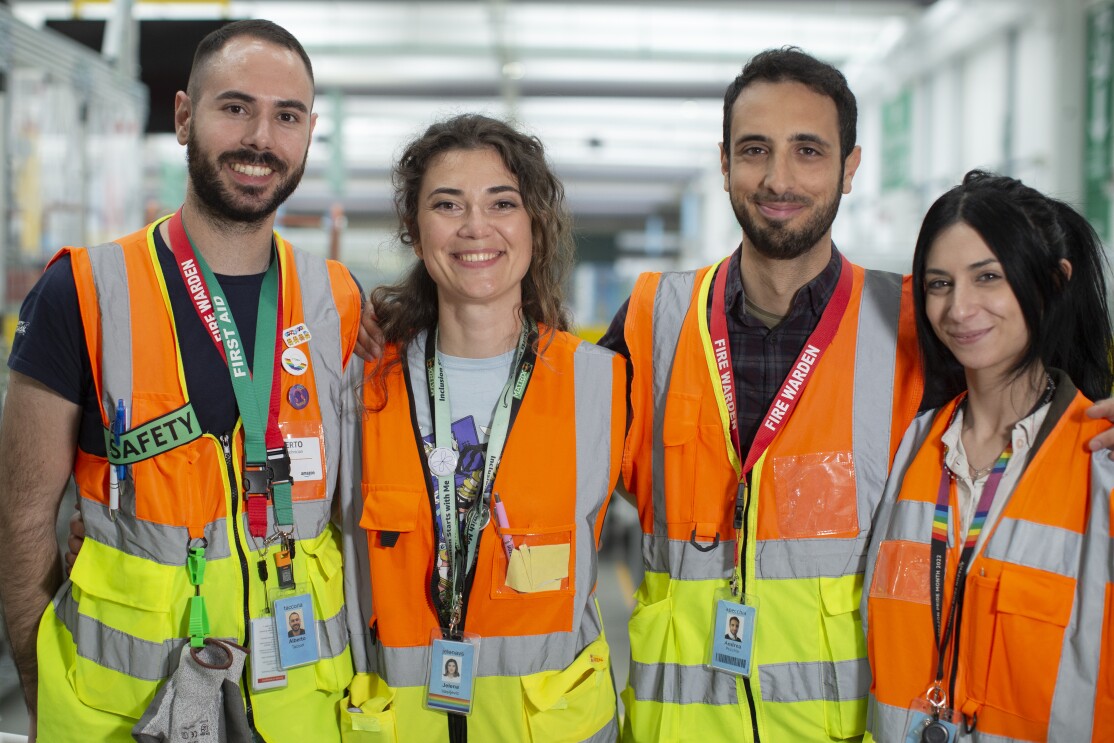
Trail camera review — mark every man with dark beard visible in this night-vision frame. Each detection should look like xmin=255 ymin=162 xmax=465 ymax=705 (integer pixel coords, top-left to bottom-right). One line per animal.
xmin=601 ymin=48 xmax=925 ymax=742
xmin=0 ymin=20 xmax=362 ymax=742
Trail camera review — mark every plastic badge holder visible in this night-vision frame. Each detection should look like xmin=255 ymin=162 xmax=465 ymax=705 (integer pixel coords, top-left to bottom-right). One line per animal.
xmin=425 ymin=631 xmax=481 ymax=717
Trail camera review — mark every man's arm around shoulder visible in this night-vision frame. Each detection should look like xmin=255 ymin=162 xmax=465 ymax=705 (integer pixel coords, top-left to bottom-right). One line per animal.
xmin=0 ymin=371 xmax=81 ymax=720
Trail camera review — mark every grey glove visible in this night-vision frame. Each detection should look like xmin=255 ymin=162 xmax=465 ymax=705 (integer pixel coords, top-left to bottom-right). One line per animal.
xmin=133 ymin=638 xmax=252 ymax=743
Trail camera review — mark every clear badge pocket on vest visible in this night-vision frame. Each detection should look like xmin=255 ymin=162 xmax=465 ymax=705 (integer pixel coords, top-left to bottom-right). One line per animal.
xmin=981 ymin=567 xmax=1074 ymax=720
xmin=869 ymin=540 xmax=931 ymax=604
xmin=521 ymin=634 xmax=616 ymax=742
xmin=491 ymin=523 xmax=574 ymax=598
xmin=771 ymin=451 xmax=858 ymax=539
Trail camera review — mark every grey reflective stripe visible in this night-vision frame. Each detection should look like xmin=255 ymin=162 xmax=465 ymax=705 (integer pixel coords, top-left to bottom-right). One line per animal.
xmin=756 ymin=535 xmax=870 ymax=579
xmin=1047 ymin=454 xmax=1111 ymax=739
xmin=983 ymin=518 xmax=1081 ymax=578
xmin=873 ymin=696 xmax=1031 ymax=743
xmin=628 ymin=657 xmax=867 ymax=707
xmin=573 ymin=341 xmax=617 ymax=635
xmin=642 ymin=531 xmax=874 ymax=581
xmin=759 ymin=658 xmax=869 ymax=703
xmin=861 ymin=408 xmax=937 ymax=636
xmin=582 ymin=717 xmax=618 ymax=743
xmin=314 ymin=603 xmax=351 ymax=661
xmin=87 ymin=240 xmax=139 ymax=518
xmin=339 ymin=362 xmax=373 ymax=675
xmin=377 ymin=605 xmax=605 ymax=687
xmin=55 ymin=586 xmax=349 ymax=681
xmin=641 ymin=533 xmax=734 ymax=580
xmin=852 ymin=270 xmax=902 ymax=532
xmin=87 ymin=240 xmax=133 ymax=427
xmin=83 ymin=498 xmax=233 ymax=564
xmin=290 ymin=249 xmax=347 ymax=539
xmin=55 ymin=584 xmax=183 ymax=681
xmin=650 ymin=271 xmax=696 ymax=538
xmin=627 ymin=660 xmax=738 ymax=706
xmin=884 ymin=498 xmax=935 ymax=545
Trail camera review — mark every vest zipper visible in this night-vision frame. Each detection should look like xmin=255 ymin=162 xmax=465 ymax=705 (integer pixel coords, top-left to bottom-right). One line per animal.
xmin=222 ymin=433 xmax=258 ymax=735
xmin=740 ymin=471 xmax=760 ymax=743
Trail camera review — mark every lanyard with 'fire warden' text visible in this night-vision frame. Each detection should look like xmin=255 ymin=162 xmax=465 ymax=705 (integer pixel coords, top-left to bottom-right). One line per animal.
xmin=696 ymin=253 xmax=852 ymax=594
xmin=167 ymin=210 xmax=293 ymax=538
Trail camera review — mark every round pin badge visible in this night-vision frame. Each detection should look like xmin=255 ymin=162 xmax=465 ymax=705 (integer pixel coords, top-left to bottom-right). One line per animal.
xmin=427 ymin=447 xmax=459 ymax=477
xmin=287 ymin=384 xmax=310 ymax=410
xmin=281 ymin=347 xmax=309 ymax=376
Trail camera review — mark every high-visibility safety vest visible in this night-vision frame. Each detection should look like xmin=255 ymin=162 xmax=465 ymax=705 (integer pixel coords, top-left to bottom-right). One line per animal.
xmin=35 ymin=218 xmax=362 ymax=742
xmin=341 ymin=328 xmax=626 ymax=742
xmin=620 ymin=260 xmax=923 ymax=742
xmin=864 ymin=375 xmax=1114 ymax=742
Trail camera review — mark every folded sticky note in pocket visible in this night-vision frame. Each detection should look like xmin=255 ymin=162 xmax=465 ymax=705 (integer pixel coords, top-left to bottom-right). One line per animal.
xmin=506 ymin=543 xmax=570 ymax=593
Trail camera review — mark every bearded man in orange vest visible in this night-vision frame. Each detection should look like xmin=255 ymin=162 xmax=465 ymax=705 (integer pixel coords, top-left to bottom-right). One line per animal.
xmin=599 ymin=47 xmax=1114 ymax=743
xmin=0 ymin=20 xmax=362 ymax=742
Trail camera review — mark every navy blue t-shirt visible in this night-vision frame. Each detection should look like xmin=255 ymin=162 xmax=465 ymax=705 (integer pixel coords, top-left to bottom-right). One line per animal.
xmin=9 ymin=228 xmax=266 ymax=456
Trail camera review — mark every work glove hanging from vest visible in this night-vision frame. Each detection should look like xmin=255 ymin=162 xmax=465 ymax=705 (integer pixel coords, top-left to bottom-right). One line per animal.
xmin=132 ymin=637 xmax=252 ymax=743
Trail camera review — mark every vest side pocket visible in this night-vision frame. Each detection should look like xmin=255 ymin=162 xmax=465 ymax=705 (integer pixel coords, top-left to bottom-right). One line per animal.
xmin=67 ymin=539 xmax=184 ymax=718
xmin=662 ymin=392 xmax=699 ymax=527
xmin=521 ymin=634 xmax=616 ymax=742
xmin=339 ymin=672 xmax=399 ymax=743
xmin=819 ymin=573 xmax=868 ymax=739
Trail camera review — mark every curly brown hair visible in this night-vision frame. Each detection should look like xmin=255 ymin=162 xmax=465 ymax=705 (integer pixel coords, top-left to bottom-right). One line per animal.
xmin=371 ymin=114 xmax=573 ymax=347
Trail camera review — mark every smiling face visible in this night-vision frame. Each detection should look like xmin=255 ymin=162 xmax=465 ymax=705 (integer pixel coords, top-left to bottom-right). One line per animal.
xmin=721 ymin=80 xmax=860 ymax=261
xmin=923 ymin=222 xmax=1030 ymax=384
xmin=414 ymin=147 xmax=533 ymax=313
xmin=288 ymin=612 xmax=302 ymax=632
xmin=176 ymin=36 xmax=317 ymax=226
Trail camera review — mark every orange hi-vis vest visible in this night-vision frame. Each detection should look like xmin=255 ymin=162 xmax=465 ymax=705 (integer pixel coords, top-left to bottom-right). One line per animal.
xmin=620 ymin=259 xmax=923 ymax=742
xmin=343 ymin=328 xmax=626 ymax=742
xmin=864 ymin=375 xmax=1114 ymax=742
xmin=36 ymin=218 xmax=362 ymax=742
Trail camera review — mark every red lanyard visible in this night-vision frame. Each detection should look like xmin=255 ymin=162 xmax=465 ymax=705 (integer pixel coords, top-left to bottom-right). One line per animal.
xmin=705 ymin=253 xmax=853 ymax=477
xmin=166 ymin=210 xmax=288 ymax=537
xmin=700 ymin=253 xmax=853 ymax=581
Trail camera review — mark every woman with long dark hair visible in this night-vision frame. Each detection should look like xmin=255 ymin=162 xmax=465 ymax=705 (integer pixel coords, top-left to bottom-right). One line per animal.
xmin=341 ymin=114 xmax=624 ymax=742
xmin=863 ymin=170 xmax=1114 ymax=742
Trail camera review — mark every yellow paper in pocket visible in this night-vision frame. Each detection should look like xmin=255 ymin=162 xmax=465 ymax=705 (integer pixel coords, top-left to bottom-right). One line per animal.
xmin=505 ymin=543 xmax=570 ymax=593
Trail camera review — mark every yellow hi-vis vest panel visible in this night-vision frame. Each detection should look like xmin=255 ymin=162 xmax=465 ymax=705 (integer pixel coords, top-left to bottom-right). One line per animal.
xmin=620 ymin=260 xmax=922 ymax=742
xmin=36 ymin=218 xmax=362 ymax=742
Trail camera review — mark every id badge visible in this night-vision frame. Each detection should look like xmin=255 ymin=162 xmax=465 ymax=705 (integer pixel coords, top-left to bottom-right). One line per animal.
xmin=248 ymin=616 xmax=288 ymax=691
xmin=707 ymin=590 xmax=758 ymax=677
xmin=271 ymin=589 xmax=320 ymax=669
xmin=904 ymin=697 xmax=960 ymax=743
xmin=425 ymin=631 xmax=480 ymax=716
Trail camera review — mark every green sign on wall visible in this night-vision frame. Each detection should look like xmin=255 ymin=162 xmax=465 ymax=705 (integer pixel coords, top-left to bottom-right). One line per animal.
xmin=1085 ymin=3 xmax=1114 ymax=242
xmin=881 ymin=87 xmax=913 ymax=191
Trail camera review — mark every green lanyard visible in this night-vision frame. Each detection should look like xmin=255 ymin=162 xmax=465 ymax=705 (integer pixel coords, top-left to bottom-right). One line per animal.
xmin=170 ymin=214 xmax=293 ymax=529
xmin=424 ymin=319 xmax=537 ymax=631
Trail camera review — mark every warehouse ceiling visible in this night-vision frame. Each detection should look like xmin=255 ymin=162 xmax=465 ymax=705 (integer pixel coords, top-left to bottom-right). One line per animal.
xmin=10 ymin=1 xmax=935 ymax=229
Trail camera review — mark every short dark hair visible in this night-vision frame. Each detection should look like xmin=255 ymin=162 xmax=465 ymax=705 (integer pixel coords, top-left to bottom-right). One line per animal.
xmin=188 ymin=19 xmax=314 ymax=98
xmin=912 ymin=170 xmax=1113 ymax=407
xmin=722 ymin=47 xmax=857 ymax=161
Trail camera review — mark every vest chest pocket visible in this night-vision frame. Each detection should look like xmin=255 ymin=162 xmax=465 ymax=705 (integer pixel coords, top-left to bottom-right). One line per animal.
xmin=981 ymin=567 xmax=1075 ymax=721
xmin=662 ymin=392 xmax=734 ymax=533
xmin=360 ymin=485 xmax=433 ymax=628
xmin=490 ymin=523 xmax=575 ymax=599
